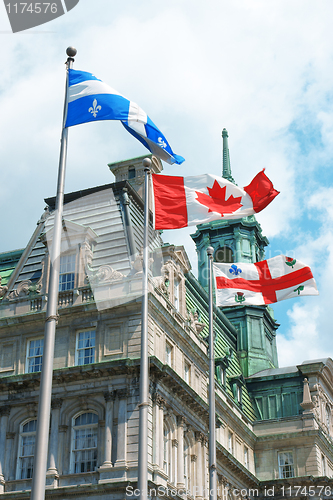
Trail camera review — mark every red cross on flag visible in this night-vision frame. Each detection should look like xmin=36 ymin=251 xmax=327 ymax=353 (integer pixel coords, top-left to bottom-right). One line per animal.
xmin=214 ymin=255 xmax=319 ymax=306
xmin=152 ymin=170 xmax=279 ymax=230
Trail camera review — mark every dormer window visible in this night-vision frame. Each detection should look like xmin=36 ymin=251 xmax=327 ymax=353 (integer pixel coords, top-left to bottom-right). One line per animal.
xmin=59 ymin=254 xmax=76 ymax=291
xmin=236 ymin=385 xmax=242 ymax=404
xmin=215 ymin=355 xmax=230 ymax=387
xmin=229 ymin=374 xmax=245 ymax=406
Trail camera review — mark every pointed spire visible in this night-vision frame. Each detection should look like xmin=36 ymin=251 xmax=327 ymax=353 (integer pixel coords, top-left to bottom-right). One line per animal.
xmin=222 ymin=128 xmax=235 ymax=183
xmin=300 ymin=378 xmax=315 ymax=413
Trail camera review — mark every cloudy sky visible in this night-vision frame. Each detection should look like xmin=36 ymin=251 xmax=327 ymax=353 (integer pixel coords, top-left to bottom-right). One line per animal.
xmin=0 ymin=0 xmax=332 ymax=368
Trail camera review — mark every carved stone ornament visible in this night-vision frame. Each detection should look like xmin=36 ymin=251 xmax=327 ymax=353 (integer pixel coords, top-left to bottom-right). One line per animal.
xmin=83 ymin=239 xmax=125 ymax=285
xmin=87 ymin=264 xmax=124 ymax=285
xmin=153 ymin=393 xmax=166 ymax=408
xmin=153 ymin=263 xmax=170 ymax=297
xmin=188 ymin=309 xmax=206 ymax=334
xmin=131 ymin=249 xmax=153 ymax=275
xmin=7 ymin=258 xmax=45 ymax=300
xmin=82 ymin=240 xmax=94 ymax=270
xmin=0 ymin=275 xmax=8 ymax=298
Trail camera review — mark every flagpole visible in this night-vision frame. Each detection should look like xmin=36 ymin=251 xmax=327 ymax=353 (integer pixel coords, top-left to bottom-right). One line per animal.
xmin=138 ymin=157 xmax=151 ymax=500
xmin=30 ymin=46 xmax=76 ymax=500
xmin=207 ymin=246 xmax=217 ymax=500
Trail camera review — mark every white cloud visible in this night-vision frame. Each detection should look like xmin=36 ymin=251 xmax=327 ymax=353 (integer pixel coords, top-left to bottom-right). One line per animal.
xmin=2 ymin=0 xmax=333 ymax=366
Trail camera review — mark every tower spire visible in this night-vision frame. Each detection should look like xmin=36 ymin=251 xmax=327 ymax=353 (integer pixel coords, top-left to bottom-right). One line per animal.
xmin=222 ymin=128 xmax=235 ymax=183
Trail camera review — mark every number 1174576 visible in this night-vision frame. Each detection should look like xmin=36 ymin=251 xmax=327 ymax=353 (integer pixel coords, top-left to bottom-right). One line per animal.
xmin=6 ymin=3 xmax=58 ymax=13
xmin=281 ymin=486 xmax=332 ymax=496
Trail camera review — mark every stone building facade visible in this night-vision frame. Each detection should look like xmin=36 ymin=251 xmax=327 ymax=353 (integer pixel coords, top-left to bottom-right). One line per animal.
xmin=0 ymin=145 xmax=332 ymax=500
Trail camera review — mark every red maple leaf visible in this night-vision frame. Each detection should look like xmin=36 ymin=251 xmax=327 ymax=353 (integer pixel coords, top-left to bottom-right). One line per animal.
xmin=195 ymin=181 xmax=243 ymax=216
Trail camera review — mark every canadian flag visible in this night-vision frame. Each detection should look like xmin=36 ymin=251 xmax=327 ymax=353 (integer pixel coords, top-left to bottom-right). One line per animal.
xmin=152 ymin=170 xmax=279 ymax=230
xmin=213 ymin=255 xmax=319 ymax=307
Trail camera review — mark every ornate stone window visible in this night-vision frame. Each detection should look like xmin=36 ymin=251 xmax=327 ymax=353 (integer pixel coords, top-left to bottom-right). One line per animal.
xmin=71 ymin=412 xmax=98 ymax=473
xmin=59 ymin=253 xmax=76 ymax=291
xmin=322 ymin=454 xmax=326 ymax=475
xmin=26 ymin=338 xmax=44 ymax=373
xmin=17 ymin=419 xmax=37 ymax=479
xmin=244 ymin=446 xmax=249 ymax=469
xmin=184 ymin=360 xmax=190 ymax=384
xmin=76 ymin=330 xmax=96 ymax=366
xmin=228 ymin=431 xmax=233 ymax=454
xmin=166 ymin=341 xmax=173 ymax=367
xmin=278 ymin=451 xmax=294 ymax=478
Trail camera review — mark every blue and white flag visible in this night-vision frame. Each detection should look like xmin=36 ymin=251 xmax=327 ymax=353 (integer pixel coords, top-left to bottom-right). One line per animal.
xmin=65 ymin=69 xmax=185 ymax=165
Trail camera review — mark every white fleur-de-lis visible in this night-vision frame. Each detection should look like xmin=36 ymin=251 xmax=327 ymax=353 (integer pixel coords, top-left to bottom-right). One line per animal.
xmin=88 ymin=99 xmax=102 ymax=118
xmin=158 ymin=137 xmax=167 ymax=149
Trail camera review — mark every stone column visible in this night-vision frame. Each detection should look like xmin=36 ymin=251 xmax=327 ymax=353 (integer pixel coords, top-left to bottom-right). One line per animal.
xmin=250 ymin=234 xmax=256 ymax=263
xmin=234 ymin=229 xmax=242 ymax=262
xmin=47 ymin=398 xmax=62 ymax=475
xmin=191 ymin=454 xmax=197 ymax=494
xmin=153 ymin=394 xmax=165 ymax=469
xmin=177 ymin=416 xmax=185 ymax=489
xmin=6 ymin=432 xmax=15 ymax=481
xmin=172 ymin=438 xmax=178 ymax=485
xmin=0 ymin=406 xmax=10 ymax=491
xmin=195 ymin=432 xmax=204 ymax=500
xmin=115 ymin=389 xmax=127 ymax=467
xmin=101 ymin=391 xmax=115 ymax=468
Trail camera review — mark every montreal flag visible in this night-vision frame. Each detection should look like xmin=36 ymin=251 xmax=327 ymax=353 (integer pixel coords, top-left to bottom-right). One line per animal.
xmin=152 ymin=170 xmax=279 ymax=230
xmin=213 ymin=255 xmax=319 ymax=307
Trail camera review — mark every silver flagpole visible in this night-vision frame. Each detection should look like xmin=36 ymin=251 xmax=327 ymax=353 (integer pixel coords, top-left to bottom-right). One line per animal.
xmin=30 ymin=46 xmax=76 ymax=500
xmin=138 ymin=158 xmax=151 ymax=500
xmin=207 ymin=246 xmax=217 ymax=500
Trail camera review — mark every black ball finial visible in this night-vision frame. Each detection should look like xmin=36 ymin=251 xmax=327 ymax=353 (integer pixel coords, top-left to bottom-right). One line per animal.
xmin=66 ymin=47 xmax=77 ymax=58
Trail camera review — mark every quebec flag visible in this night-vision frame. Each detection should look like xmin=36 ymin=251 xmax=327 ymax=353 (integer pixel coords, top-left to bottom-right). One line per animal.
xmin=65 ymin=69 xmax=185 ymax=165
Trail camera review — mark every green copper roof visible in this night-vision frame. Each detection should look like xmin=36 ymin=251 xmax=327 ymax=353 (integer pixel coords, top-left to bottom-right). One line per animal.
xmin=185 ymin=272 xmax=256 ymax=421
xmin=0 ymin=249 xmax=24 ymax=287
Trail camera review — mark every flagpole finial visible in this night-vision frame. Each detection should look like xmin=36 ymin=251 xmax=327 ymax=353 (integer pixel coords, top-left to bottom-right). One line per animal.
xmin=66 ymin=46 xmax=77 ymax=58
xmin=142 ymin=157 xmax=152 ymax=170
xmin=207 ymin=246 xmax=214 ymax=258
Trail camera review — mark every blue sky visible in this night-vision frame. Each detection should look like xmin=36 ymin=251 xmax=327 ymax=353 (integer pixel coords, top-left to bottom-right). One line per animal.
xmin=0 ymin=0 xmax=333 ymax=367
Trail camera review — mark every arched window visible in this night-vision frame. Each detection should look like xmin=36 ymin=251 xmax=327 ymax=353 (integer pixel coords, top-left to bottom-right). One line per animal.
xmin=72 ymin=412 xmax=98 ymax=473
xmin=163 ymin=424 xmax=170 ymax=476
xmin=214 ymin=246 xmax=233 ymax=264
xmin=17 ymin=419 xmax=37 ymax=479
